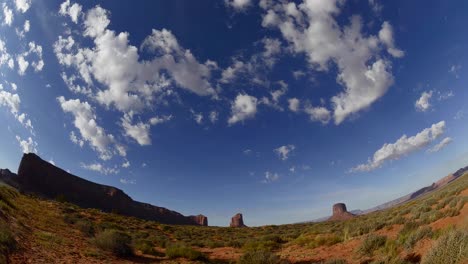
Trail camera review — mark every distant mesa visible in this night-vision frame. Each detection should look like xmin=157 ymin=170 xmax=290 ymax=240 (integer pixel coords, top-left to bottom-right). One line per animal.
xmin=190 ymin=214 xmax=208 ymax=226
xmin=328 ymin=203 xmax=355 ymax=221
xmin=13 ymin=153 xmax=207 ymax=226
xmin=230 ymin=213 xmax=247 ymax=227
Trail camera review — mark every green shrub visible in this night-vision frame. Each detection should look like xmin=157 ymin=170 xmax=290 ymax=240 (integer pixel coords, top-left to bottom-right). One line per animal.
xmin=243 ymin=240 xmax=281 ymax=251
xmin=133 ymin=239 xmax=164 ymax=257
xmin=422 ymin=229 xmax=468 ymax=264
xmin=76 ymin=220 xmax=95 ymax=237
xmin=93 ymin=230 xmax=133 ymax=257
xmin=165 ymin=244 xmax=205 ymax=260
xmin=404 ymin=226 xmax=432 ymax=250
xmin=237 ymin=250 xmax=287 ymax=264
xmin=0 ymin=224 xmax=17 ymax=256
xmin=358 ymin=234 xmax=387 ymax=256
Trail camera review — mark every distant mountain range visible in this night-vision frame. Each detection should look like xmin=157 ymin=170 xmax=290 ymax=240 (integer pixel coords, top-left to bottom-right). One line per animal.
xmin=306 ymin=165 xmax=468 ymax=223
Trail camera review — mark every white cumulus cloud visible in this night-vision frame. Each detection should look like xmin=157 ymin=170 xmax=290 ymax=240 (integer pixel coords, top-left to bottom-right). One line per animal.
xmin=260 ymin=1 xmax=402 ymax=124
xmin=274 ymin=144 xmax=295 ymax=160
xmin=352 ymin=121 xmax=446 ymax=172
xmin=428 ymin=137 xmax=452 ymax=153
xmin=415 ymin=91 xmax=433 ymax=112
xmin=228 ymin=94 xmax=258 ymax=125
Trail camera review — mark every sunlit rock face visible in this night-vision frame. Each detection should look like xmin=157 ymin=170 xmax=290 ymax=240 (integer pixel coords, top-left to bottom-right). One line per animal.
xmin=230 ymin=213 xmax=247 ymax=227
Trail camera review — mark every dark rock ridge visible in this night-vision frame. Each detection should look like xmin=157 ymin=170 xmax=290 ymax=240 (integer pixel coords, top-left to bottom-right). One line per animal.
xmin=328 ymin=203 xmax=355 ymax=221
xmin=230 ymin=213 xmax=246 ymax=227
xmin=16 ymin=153 xmax=207 ymax=226
xmin=0 ymin=168 xmax=19 ymax=188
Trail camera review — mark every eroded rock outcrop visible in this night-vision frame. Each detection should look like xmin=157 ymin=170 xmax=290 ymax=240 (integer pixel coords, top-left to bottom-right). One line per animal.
xmin=328 ymin=203 xmax=355 ymax=221
xmin=17 ymin=153 xmax=207 ymax=226
xmin=190 ymin=214 xmax=208 ymax=226
xmin=230 ymin=213 xmax=247 ymax=227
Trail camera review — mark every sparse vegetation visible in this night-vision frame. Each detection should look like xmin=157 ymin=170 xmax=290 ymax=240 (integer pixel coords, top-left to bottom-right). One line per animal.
xmin=93 ymin=229 xmax=133 ymax=257
xmin=165 ymin=244 xmax=205 ymax=260
xmin=422 ymin=229 xmax=468 ymax=264
xmin=358 ymin=234 xmax=387 ymax=256
xmin=237 ymin=250 xmax=286 ymax=264
xmin=0 ymin=170 xmax=466 ymax=263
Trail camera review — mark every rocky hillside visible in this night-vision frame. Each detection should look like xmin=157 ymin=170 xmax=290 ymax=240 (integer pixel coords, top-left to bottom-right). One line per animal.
xmin=11 ymin=153 xmax=207 ymax=226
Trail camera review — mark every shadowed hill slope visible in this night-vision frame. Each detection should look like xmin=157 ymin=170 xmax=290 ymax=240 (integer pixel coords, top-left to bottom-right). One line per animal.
xmin=16 ymin=153 xmax=207 ymax=226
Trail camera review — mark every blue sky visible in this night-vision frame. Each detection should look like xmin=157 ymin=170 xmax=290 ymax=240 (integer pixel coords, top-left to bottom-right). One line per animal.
xmin=0 ymin=0 xmax=467 ymax=226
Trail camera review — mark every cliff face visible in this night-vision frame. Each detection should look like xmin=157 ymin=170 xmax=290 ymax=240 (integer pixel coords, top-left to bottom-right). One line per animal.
xmin=17 ymin=153 xmax=207 ymax=226
xmin=230 ymin=213 xmax=247 ymax=227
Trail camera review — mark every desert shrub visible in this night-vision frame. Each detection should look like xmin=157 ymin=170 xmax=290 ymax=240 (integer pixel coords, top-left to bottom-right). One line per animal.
xmin=0 ymin=224 xmax=16 ymax=256
xmin=358 ymin=234 xmax=387 ymax=256
xmin=165 ymin=244 xmax=205 ymax=260
xmin=63 ymin=213 xmax=80 ymax=224
xmin=243 ymin=239 xmax=281 ymax=252
xmin=76 ymin=220 xmax=95 ymax=237
xmin=133 ymin=239 xmax=164 ymax=257
xmin=419 ymin=210 xmax=443 ymax=224
xmin=93 ymin=230 xmax=133 ymax=257
xmin=404 ymin=226 xmax=432 ymax=250
xmin=237 ymin=250 xmax=287 ymax=264
xmin=0 ymin=186 xmax=17 ymax=210
xmin=399 ymin=221 xmax=419 ymax=236
xmin=228 ymin=239 xmax=245 ymax=248
xmin=422 ymin=229 xmax=467 ymax=264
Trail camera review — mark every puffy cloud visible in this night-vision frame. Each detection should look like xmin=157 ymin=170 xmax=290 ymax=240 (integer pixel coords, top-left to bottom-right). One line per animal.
xmin=261 ymin=1 xmax=402 ymax=124
xmin=16 ymin=55 xmax=28 ymax=75
xmin=228 ymin=94 xmax=258 ymax=125
xmin=17 ymin=42 xmax=44 ymax=75
xmin=121 ymin=113 xmax=172 ymax=146
xmin=288 ymin=98 xmax=300 ymax=112
xmin=263 ymin=171 xmax=279 ymax=183
xmin=59 ymin=0 xmax=82 ymax=24
xmin=14 ymin=0 xmax=31 ymax=13
xmin=149 ymin=115 xmax=172 ymax=125
xmin=274 ymin=144 xmax=295 ymax=160
xmin=121 ymin=113 xmax=153 ymax=146
xmin=378 ymin=22 xmax=404 ymax=58
xmin=209 ymin=111 xmax=218 ymax=123
xmin=2 ymin=4 xmax=13 ymax=26
xmin=122 ymin=161 xmax=130 ymax=168
xmin=0 ymin=39 xmax=12 ymax=68
xmin=225 ymin=0 xmax=252 ymax=11
xmin=57 ymin=96 xmax=121 ymax=160
xmin=415 ymin=91 xmax=433 ymax=112
xmin=69 ymin=131 xmax=84 ymax=147
xmin=304 ymin=105 xmax=331 ymax=124
xmin=220 ymin=38 xmax=282 ymax=85
xmin=351 ymin=121 xmax=446 ymax=172
xmin=24 ymin=20 xmax=30 ymax=32
xmin=81 ymin=162 xmax=118 ymax=175
xmin=428 ymin=137 xmax=452 ymax=153
xmin=55 ymin=7 xmax=215 ymax=115
xmin=0 ymin=90 xmax=20 ymax=114
xmin=189 ymin=109 xmax=203 ymax=125
xmin=16 ymin=135 xmax=37 ymax=153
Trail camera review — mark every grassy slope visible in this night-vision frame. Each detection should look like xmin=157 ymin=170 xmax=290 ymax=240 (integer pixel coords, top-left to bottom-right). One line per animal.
xmin=0 ymin=173 xmax=467 ymax=264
